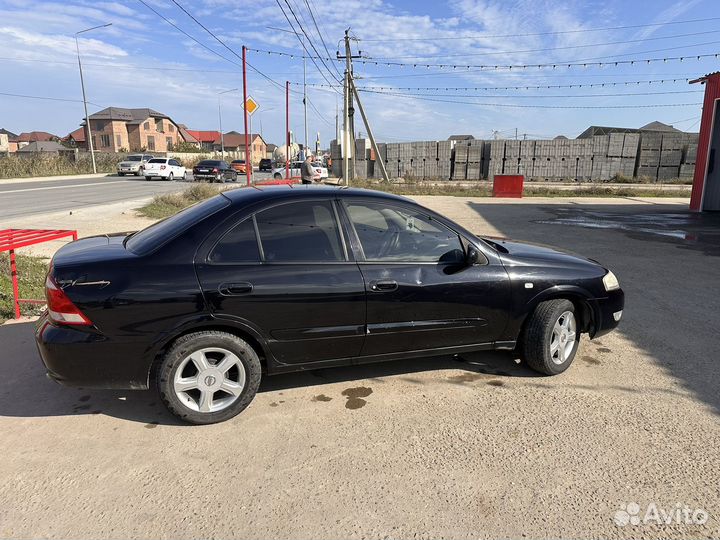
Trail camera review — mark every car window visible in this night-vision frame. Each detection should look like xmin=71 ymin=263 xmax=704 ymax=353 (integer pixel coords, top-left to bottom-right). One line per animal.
xmin=127 ymin=155 xmax=141 ymax=162
xmin=256 ymin=201 xmax=344 ymax=262
xmin=209 ymin=218 xmax=260 ymax=263
xmin=144 ymin=155 xmax=154 ymax=161
xmin=149 ymin=158 xmax=166 ymax=163
xmin=198 ymin=160 xmax=220 ymax=167
xmin=126 ymin=195 xmax=229 ymax=255
xmin=170 ymin=159 xmax=180 ymax=166
xmin=346 ymin=201 xmax=464 ymax=263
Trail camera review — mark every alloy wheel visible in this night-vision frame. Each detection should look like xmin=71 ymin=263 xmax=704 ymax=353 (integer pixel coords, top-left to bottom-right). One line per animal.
xmin=173 ymin=347 xmax=246 ymax=413
xmin=550 ymin=311 xmax=577 ymax=365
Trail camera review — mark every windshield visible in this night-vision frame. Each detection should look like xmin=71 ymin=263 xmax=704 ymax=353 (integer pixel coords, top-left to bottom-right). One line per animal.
xmin=126 ymin=155 xmax=142 ymax=162
xmin=125 ymin=195 xmax=229 ymax=255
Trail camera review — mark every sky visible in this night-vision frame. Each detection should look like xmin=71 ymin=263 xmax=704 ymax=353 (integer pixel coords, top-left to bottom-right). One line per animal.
xmin=1 ymin=0 xmax=720 ymax=147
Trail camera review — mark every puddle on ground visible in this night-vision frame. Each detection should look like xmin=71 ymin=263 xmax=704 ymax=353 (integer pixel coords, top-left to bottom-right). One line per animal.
xmin=341 ymin=386 xmax=373 ymax=409
xmin=534 ymin=208 xmax=720 ymax=256
xmin=311 ymin=394 xmax=332 ymax=402
xmin=583 ymin=355 xmax=602 ymax=365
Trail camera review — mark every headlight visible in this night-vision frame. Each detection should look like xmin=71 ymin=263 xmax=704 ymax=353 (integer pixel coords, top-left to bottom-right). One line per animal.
xmin=602 ymin=270 xmax=620 ymax=291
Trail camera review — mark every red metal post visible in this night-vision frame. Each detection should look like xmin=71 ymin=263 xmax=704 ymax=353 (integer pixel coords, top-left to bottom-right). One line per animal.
xmin=690 ymin=72 xmax=720 ymax=211
xmin=286 ymin=80 xmax=290 ymax=180
xmin=242 ymin=45 xmax=252 ymax=186
xmin=9 ymin=249 xmax=20 ymax=319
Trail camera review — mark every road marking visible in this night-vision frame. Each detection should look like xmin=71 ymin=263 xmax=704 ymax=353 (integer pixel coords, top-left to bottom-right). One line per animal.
xmin=0 ymin=180 xmax=138 ymax=194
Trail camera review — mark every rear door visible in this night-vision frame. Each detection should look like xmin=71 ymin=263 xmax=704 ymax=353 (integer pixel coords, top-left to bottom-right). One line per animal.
xmin=341 ymin=199 xmax=510 ymax=357
xmin=196 ymin=199 xmax=366 ymax=365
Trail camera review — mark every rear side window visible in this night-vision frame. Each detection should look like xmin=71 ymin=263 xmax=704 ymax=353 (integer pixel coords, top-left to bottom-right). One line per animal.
xmin=126 ymin=196 xmax=229 ymax=255
xmin=209 ymin=218 xmax=260 ymax=263
xmin=149 ymin=158 xmax=166 ymax=163
xmin=256 ymin=201 xmax=344 ymax=262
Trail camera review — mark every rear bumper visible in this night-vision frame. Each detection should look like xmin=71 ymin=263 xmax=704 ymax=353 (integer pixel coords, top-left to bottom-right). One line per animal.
xmin=591 ymin=288 xmax=624 ymax=338
xmin=35 ymin=314 xmax=151 ymax=389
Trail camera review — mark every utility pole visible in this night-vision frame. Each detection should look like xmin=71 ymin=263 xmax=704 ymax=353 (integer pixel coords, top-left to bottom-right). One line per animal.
xmin=75 ymin=23 xmax=111 ymax=174
xmin=349 ymin=76 xmax=389 ymax=182
xmin=337 ymin=29 xmax=361 ymax=185
xmin=242 ymin=45 xmax=251 ymax=185
xmin=515 ymin=128 xmax=518 ymax=140
xmin=286 ymin=81 xmax=290 ymax=180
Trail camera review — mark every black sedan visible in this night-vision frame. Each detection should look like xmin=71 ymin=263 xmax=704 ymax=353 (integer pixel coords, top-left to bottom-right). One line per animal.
xmin=36 ymin=186 xmax=624 ymax=424
xmin=192 ymin=159 xmax=237 ymax=182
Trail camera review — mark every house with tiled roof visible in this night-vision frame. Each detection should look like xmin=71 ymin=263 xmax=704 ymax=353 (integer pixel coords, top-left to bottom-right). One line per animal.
xmin=84 ymin=107 xmax=183 ymax=152
xmin=213 ymin=131 xmax=267 ymax=164
xmin=185 ymin=130 xmax=222 ymax=150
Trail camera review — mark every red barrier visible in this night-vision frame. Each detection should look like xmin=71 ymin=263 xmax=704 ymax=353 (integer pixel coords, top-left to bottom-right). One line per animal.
xmin=493 ymin=175 xmax=524 ymax=198
xmin=0 ymin=229 xmax=77 ymax=319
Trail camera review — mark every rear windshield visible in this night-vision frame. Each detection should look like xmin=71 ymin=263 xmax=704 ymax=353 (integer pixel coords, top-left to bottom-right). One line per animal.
xmin=125 ymin=196 xmax=229 ymax=255
xmin=231 ymin=160 xmax=245 ymax=164
xmin=197 ymin=160 xmax=222 ymax=167
xmin=148 ymin=158 xmax=166 ymax=163
xmin=127 ymin=155 xmax=142 ymax=161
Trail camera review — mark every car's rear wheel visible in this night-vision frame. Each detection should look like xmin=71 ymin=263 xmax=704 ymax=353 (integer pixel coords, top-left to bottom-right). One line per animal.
xmin=274 ymin=173 xmax=282 ymax=179
xmin=168 ymin=172 xmax=174 ymax=181
xmin=145 ymin=176 xmax=151 ymax=181
xmin=522 ymin=299 xmax=579 ymax=375
xmin=157 ymin=331 xmax=262 ymax=425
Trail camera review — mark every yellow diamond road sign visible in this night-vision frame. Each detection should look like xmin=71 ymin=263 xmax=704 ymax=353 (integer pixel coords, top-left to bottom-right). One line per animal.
xmin=245 ymin=96 xmax=259 ymax=116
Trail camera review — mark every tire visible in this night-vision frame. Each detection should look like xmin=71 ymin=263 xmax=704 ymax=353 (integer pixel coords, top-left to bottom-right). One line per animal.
xmin=274 ymin=173 xmax=282 ymax=179
xmin=136 ymin=168 xmax=143 ymax=177
xmin=145 ymin=176 xmax=151 ymax=181
xmin=168 ymin=172 xmax=174 ymax=181
xmin=156 ymin=331 xmax=262 ymax=425
xmin=118 ymin=172 xmax=124 ymax=177
xmin=522 ymin=299 xmax=579 ymax=375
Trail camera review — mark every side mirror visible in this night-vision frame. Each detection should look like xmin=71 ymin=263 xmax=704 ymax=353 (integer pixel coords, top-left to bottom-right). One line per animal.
xmin=466 ymin=247 xmax=481 ymax=266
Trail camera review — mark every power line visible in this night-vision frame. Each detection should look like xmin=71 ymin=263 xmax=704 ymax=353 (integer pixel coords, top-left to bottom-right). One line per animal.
xmin=358 ymin=16 xmax=720 ymax=42
xmin=136 ymin=0 xmax=242 ymax=68
xmin=0 ymin=91 xmax=103 ymax=107
xmin=295 ymin=77 xmax=696 ymax=91
xmin=367 ymin=29 xmax=720 ymax=59
xmin=169 ymin=0 xmax=244 ymax=63
xmin=351 ymin=89 xmax=705 ymax=99
xmin=355 ymin=50 xmax=720 ymax=70
xmin=275 ymin=0 xmax=341 ymax=88
xmin=355 ymin=88 xmax=702 ymax=109
xmin=0 ymin=55 xmax=242 ymax=73
xmin=303 ymin=0 xmax=343 ymax=79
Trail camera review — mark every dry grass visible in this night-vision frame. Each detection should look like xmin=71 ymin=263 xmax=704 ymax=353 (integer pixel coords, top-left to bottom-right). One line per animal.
xmin=0 ymin=153 xmax=125 ymax=179
xmin=0 ymin=252 xmax=49 ymax=323
xmin=137 ymin=183 xmax=227 ymax=219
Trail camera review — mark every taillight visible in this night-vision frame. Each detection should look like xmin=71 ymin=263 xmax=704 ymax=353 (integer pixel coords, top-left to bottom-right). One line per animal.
xmin=45 ymin=275 xmax=92 ymax=326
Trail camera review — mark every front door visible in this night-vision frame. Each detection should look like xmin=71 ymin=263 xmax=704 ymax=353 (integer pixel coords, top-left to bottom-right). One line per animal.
xmin=196 ymin=199 xmax=366 ymax=365
xmin=341 ymin=199 xmax=509 ymax=357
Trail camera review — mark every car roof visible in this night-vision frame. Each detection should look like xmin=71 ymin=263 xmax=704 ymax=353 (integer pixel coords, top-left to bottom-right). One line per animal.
xmin=221 ymin=184 xmax=411 ymax=206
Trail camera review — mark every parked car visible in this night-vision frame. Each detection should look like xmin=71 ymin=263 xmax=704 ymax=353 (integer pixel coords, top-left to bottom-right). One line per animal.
xmin=117 ymin=154 xmax=154 ymax=176
xmin=192 ymin=160 xmax=238 ymax=182
xmin=259 ymin=158 xmax=273 ymax=172
xmin=230 ymin=159 xmax=247 ymax=174
xmin=143 ymin=158 xmax=186 ymax=181
xmin=36 ymin=186 xmax=624 ymax=425
xmin=272 ymin=161 xmax=327 ymax=180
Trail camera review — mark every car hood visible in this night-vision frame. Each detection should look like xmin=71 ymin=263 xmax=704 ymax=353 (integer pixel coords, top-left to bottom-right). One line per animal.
xmin=481 ymin=236 xmax=604 ymax=270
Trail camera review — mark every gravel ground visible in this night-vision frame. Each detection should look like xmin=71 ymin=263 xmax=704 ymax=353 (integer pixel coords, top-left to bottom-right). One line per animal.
xmin=0 ymin=195 xmax=718 ymax=539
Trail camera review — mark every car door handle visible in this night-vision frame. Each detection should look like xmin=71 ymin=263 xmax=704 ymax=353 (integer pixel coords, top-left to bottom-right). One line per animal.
xmin=218 ymin=282 xmax=253 ymax=296
xmin=369 ymin=279 xmax=398 ymax=292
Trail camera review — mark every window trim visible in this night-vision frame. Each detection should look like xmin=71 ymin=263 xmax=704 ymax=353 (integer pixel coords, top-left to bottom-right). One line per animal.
xmin=340 ymin=199 xmax=482 ymax=265
xmin=206 ymin=198 xmax=351 ymax=265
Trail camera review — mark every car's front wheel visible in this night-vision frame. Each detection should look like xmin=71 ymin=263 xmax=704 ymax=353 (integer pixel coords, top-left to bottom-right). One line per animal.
xmin=157 ymin=331 xmax=262 ymax=424
xmin=522 ymin=299 xmax=579 ymax=375
xmin=274 ymin=172 xmax=282 ymax=179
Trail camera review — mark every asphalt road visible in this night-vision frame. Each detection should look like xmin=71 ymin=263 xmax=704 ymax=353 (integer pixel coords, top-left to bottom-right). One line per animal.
xmin=0 ymin=173 xmax=271 ymax=220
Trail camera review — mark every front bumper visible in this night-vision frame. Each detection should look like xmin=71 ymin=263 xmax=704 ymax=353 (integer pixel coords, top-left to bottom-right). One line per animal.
xmin=35 ymin=314 xmax=151 ymax=389
xmin=591 ymin=288 xmax=625 ymax=338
